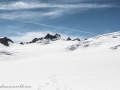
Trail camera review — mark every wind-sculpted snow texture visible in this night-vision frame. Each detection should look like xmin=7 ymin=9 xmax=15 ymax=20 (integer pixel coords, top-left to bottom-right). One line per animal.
xmin=67 ymin=31 xmax=120 ymax=50
xmin=110 ymin=45 xmax=120 ymax=49
xmin=0 ymin=51 xmax=13 ymax=55
xmin=0 ymin=32 xmax=120 ymax=90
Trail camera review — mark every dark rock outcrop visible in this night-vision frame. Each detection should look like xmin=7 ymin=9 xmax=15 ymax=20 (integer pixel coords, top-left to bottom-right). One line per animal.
xmin=44 ymin=33 xmax=53 ymax=39
xmin=67 ymin=37 xmax=71 ymax=41
xmin=19 ymin=33 xmax=80 ymax=45
xmin=31 ymin=38 xmax=43 ymax=43
xmin=32 ymin=38 xmax=39 ymax=43
xmin=54 ymin=33 xmax=61 ymax=40
xmin=28 ymin=33 xmax=61 ymax=44
xmin=0 ymin=37 xmax=14 ymax=46
xmin=20 ymin=42 xmax=30 ymax=45
xmin=73 ymin=38 xmax=80 ymax=41
xmin=44 ymin=33 xmax=61 ymax=40
xmin=20 ymin=42 xmax=24 ymax=45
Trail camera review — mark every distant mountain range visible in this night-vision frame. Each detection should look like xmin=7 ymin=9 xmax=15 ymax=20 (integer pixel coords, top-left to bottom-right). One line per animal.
xmin=0 ymin=33 xmax=80 ymax=46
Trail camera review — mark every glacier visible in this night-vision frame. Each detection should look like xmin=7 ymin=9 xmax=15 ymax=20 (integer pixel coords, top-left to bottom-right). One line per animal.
xmin=0 ymin=32 xmax=120 ymax=90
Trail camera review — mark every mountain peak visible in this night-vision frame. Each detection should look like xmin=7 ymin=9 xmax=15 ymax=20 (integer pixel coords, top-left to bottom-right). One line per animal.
xmin=0 ymin=37 xmax=14 ymax=46
xmin=44 ymin=33 xmax=61 ymax=40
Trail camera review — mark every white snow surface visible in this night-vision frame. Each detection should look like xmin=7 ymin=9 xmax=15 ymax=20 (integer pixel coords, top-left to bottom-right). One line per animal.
xmin=0 ymin=32 xmax=120 ymax=90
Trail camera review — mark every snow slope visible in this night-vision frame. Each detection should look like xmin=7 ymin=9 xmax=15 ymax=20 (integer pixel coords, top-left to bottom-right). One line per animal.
xmin=0 ymin=32 xmax=120 ymax=90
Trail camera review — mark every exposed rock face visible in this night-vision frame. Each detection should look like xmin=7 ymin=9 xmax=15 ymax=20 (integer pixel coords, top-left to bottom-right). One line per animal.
xmin=67 ymin=37 xmax=71 ymax=41
xmin=44 ymin=33 xmax=53 ymax=39
xmin=27 ymin=33 xmax=61 ymax=44
xmin=0 ymin=37 xmax=14 ymax=46
xmin=19 ymin=33 xmax=80 ymax=45
xmin=54 ymin=34 xmax=61 ymax=40
xmin=32 ymin=38 xmax=39 ymax=43
xmin=31 ymin=38 xmax=43 ymax=43
xmin=73 ymin=38 xmax=80 ymax=41
xmin=20 ymin=42 xmax=30 ymax=45
xmin=44 ymin=33 xmax=61 ymax=40
xmin=20 ymin=42 xmax=24 ymax=45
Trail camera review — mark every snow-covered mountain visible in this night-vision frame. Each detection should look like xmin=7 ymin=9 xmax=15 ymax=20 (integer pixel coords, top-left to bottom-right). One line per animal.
xmin=0 ymin=32 xmax=120 ymax=90
xmin=68 ymin=31 xmax=120 ymax=50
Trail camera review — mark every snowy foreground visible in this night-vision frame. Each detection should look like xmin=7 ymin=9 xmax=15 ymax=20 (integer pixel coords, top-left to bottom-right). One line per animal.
xmin=0 ymin=32 xmax=120 ymax=90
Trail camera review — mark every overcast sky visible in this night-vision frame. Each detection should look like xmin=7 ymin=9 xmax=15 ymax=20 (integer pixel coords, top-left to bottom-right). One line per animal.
xmin=0 ymin=0 xmax=120 ymax=40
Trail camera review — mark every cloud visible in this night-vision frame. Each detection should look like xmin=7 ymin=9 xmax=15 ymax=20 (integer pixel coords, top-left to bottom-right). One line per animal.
xmin=0 ymin=1 xmax=118 ymax=21
xmin=0 ymin=11 xmax=44 ymax=20
xmin=9 ymin=31 xmax=85 ymax=43
xmin=0 ymin=10 xmax=65 ymax=20
xmin=0 ymin=1 xmax=115 ymax=10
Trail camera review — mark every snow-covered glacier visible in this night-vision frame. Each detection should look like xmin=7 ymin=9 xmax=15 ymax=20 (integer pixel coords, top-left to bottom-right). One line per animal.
xmin=0 ymin=32 xmax=120 ymax=90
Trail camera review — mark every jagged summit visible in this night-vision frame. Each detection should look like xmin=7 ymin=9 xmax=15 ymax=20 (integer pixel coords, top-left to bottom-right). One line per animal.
xmin=31 ymin=38 xmax=43 ymax=43
xmin=20 ymin=33 xmax=61 ymax=45
xmin=0 ymin=37 xmax=14 ymax=46
xmin=44 ymin=33 xmax=61 ymax=40
xmin=1 ymin=31 xmax=120 ymax=47
xmin=20 ymin=33 xmax=80 ymax=45
xmin=67 ymin=37 xmax=71 ymax=41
